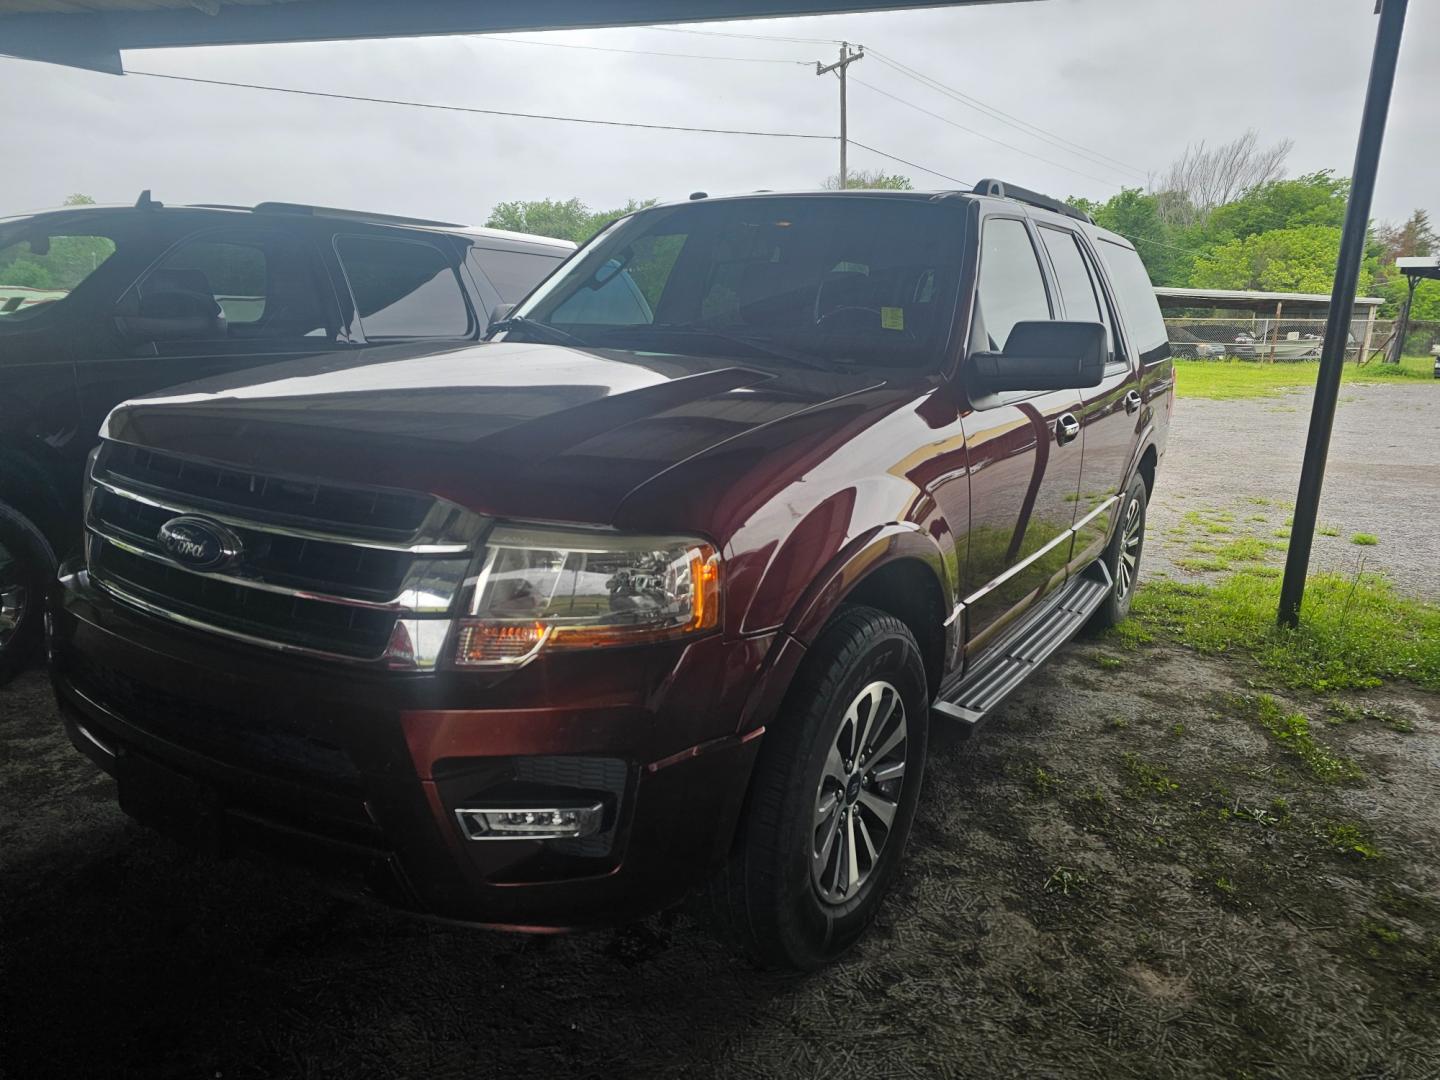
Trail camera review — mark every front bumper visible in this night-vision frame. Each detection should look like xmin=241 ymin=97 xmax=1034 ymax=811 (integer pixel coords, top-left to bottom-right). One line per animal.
xmin=51 ymin=567 xmax=768 ymax=930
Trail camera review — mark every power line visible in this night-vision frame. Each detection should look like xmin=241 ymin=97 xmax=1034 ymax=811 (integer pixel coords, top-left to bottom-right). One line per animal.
xmin=851 ymin=76 xmax=1123 ymax=188
xmin=848 ymin=140 xmax=971 ymax=187
xmin=865 ymin=50 xmax=1148 ymax=180
xmin=480 ymin=35 xmax=814 ymax=65
xmin=125 ymin=70 xmax=837 ymax=140
xmin=648 ymin=26 xmax=846 ymax=46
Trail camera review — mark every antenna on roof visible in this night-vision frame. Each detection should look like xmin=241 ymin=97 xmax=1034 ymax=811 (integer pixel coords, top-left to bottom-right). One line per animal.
xmin=134 ymin=189 xmax=161 ymax=210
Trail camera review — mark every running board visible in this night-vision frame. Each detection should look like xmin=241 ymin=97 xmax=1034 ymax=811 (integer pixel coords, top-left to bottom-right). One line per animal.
xmin=932 ymin=561 xmax=1113 ymax=731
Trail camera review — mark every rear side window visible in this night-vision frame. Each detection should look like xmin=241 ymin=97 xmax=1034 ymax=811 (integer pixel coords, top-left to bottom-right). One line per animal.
xmin=976 ymin=218 xmax=1051 ymax=351
xmin=1097 ymin=239 xmax=1170 ymax=364
xmin=336 ymin=236 xmax=471 ymax=339
xmin=470 ymin=246 xmax=565 ymax=303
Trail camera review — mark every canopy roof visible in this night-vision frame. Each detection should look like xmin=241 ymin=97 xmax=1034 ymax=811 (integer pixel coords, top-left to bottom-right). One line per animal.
xmin=1395 ymin=256 xmax=1440 ymax=282
xmin=0 ymin=0 xmax=1030 ymax=74
xmin=1154 ymin=286 xmax=1385 ymax=313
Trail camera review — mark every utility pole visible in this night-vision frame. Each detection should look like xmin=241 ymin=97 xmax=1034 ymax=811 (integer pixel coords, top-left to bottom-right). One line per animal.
xmin=817 ymin=42 xmax=864 ymax=188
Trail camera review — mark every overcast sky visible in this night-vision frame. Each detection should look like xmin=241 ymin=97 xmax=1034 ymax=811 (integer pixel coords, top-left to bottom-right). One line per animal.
xmin=2 ymin=0 xmax=1435 ymax=231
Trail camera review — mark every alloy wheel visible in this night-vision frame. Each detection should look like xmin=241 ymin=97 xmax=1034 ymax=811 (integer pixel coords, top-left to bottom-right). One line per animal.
xmin=0 ymin=583 xmax=27 ymax=650
xmin=1116 ymin=496 xmax=1143 ymax=599
xmin=811 ymin=680 xmax=908 ymax=905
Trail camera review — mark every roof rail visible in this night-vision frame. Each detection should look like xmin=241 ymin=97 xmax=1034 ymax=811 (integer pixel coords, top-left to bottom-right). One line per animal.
xmin=971 ymin=179 xmax=1093 ymax=224
xmin=252 ymin=202 xmax=465 ymax=229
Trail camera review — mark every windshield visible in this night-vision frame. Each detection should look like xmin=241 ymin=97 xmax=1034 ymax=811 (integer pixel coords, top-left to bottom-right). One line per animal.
xmin=511 ymin=196 xmax=965 ymax=371
xmin=0 ymin=228 xmax=118 ymax=320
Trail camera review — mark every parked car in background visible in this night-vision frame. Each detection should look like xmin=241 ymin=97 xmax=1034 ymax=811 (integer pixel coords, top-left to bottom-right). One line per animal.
xmin=1167 ymin=327 xmax=1226 ymax=359
xmin=0 ymin=194 xmax=572 ymax=679
xmin=51 ymin=182 xmax=1172 ymax=968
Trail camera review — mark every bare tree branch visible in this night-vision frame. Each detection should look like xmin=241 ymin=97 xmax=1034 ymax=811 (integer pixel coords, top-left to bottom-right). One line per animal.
xmin=1154 ymin=130 xmax=1293 ymax=227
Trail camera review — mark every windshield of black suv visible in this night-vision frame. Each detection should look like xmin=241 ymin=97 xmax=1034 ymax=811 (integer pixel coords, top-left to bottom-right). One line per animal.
xmin=509 ymin=195 xmax=966 ymax=371
xmin=0 ymin=224 xmax=118 ymax=321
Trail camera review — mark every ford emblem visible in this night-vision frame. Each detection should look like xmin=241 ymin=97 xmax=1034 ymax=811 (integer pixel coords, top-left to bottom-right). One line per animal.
xmin=157 ymin=515 xmax=243 ymax=571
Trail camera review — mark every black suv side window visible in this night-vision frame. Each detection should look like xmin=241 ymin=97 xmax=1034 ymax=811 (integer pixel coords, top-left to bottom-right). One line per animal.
xmin=976 ymin=217 xmax=1051 ymax=351
xmin=145 ymin=238 xmax=268 ymax=327
xmin=336 ymin=236 xmax=471 ymax=340
xmin=126 ymin=231 xmax=330 ymax=345
xmin=1097 ymin=239 xmax=1171 ymax=365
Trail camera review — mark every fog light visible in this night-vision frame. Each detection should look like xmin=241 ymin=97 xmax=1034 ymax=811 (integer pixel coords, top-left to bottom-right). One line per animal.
xmin=454 ymin=802 xmax=603 ymax=841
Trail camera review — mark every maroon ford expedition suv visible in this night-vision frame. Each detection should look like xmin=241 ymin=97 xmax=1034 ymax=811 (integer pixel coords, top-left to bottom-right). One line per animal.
xmin=51 ymin=184 xmax=1172 ymax=969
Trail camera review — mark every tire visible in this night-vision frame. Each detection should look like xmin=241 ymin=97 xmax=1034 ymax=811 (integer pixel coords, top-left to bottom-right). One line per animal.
xmin=0 ymin=504 xmax=55 ymax=686
xmin=709 ymin=605 xmax=929 ymax=970
xmin=1087 ymin=471 xmax=1148 ymax=632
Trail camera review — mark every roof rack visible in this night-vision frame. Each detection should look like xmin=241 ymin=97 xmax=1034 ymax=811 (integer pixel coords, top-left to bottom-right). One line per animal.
xmin=252 ymin=202 xmax=465 ymax=229
xmin=971 ymin=179 xmax=1093 ymax=224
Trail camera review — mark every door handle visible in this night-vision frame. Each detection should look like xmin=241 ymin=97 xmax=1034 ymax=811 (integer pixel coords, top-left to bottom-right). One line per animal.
xmin=1056 ymin=413 xmax=1080 ymax=446
xmin=1123 ymin=390 xmax=1143 ymax=415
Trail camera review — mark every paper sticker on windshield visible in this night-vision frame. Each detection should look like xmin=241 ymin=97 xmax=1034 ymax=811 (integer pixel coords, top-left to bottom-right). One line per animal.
xmin=881 ymin=306 xmax=905 ymax=331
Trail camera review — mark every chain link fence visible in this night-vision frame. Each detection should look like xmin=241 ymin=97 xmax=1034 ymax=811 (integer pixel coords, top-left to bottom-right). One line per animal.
xmin=1165 ymin=316 xmax=1440 ymax=362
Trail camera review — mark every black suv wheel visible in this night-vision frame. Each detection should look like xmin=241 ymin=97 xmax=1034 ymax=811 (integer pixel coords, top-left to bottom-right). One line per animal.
xmin=710 ymin=606 xmax=929 ymax=970
xmin=1088 ymin=471 xmax=1148 ymax=632
xmin=0 ymin=505 xmax=54 ymax=685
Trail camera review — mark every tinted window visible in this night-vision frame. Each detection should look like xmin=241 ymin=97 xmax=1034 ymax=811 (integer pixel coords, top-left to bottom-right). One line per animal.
xmin=517 ymin=197 xmax=965 ymax=371
xmin=976 ymin=217 xmax=1051 ymax=351
xmin=337 ymin=236 xmax=471 ymax=339
xmin=1039 ymin=228 xmax=1102 ymax=324
xmin=0 ymin=233 xmax=116 ymax=320
xmin=150 ymin=239 xmax=267 ymax=324
xmin=550 ymin=264 xmax=655 ymax=325
xmin=1098 ymin=239 xmax=1170 ymax=364
xmin=470 ymin=246 xmax=566 ymax=303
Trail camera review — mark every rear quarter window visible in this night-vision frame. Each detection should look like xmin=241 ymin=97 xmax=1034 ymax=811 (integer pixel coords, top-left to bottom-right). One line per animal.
xmin=1097 ymin=239 xmax=1170 ymax=365
xmin=336 ymin=235 xmax=472 ymax=339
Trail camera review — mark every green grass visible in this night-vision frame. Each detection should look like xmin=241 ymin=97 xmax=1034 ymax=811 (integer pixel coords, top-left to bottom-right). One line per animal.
xmin=1351 ymin=533 xmax=1379 ymax=546
xmin=1174 ymin=355 xmax=1436 ymax=400
xmin=1132 ymin=568 xmax=1440 ymax=692
xmin=1238 ymin=694 xmax=1362 ymax=783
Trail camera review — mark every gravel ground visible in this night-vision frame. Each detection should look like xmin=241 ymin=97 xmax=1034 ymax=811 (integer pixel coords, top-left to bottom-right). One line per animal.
xmin=1147 ymin=382 xmax=1440 ymax=599
xmin=3 ymin=381 xmax=1439 ymax=1080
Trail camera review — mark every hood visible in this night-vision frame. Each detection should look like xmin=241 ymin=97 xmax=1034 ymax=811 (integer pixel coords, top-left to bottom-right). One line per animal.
xmin=102 ymin=340 xmax=884 ymax=524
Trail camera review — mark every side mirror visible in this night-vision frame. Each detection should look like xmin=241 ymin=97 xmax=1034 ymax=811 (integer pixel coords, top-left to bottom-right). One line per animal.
xmin=486 ymin=302 xmax=515 ymax=333
xmin=967 ymin=320 xmax=1106 ymax=394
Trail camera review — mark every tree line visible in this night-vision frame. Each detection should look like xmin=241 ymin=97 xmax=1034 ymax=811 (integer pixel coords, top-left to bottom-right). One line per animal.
xmin=481 ymin=134 xmax=1434 ymax=323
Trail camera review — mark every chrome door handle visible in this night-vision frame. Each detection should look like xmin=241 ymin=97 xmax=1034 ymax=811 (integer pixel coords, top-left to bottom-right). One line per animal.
xmin=1123 ymin=390 xmax=1143 ymax=415
xmin=1056 ymin=413 xmax=1080 ymax=446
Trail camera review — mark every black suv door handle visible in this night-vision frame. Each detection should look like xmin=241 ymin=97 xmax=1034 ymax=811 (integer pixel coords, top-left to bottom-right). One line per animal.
xmin=1123 ymin=390 xmax=1143 ymax=415
xmin=1056 ymin=413 xmax=1080 ymax=446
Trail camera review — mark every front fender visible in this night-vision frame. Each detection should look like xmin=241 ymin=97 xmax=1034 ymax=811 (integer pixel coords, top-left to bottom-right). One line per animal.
xmin=733 ymin=522 xmax=952 ymax=736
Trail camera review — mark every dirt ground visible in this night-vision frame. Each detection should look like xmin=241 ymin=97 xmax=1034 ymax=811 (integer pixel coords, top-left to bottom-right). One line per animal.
xmin=3 ymin=381 xmax=1439 ymax=1080
xmin=1147 ymin=381 xmax=1440 ymax=600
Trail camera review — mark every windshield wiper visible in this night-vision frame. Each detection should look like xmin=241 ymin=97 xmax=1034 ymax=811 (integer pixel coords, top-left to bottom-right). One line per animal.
xmin=487 ymin=315 xmax=591 ymax=349
xmin=600 ymin=324 xmax=840 ymax=373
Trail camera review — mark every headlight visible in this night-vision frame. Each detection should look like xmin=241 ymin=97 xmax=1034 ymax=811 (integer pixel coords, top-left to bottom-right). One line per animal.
xmin=453 ymin=525 xmax=721 ymax=667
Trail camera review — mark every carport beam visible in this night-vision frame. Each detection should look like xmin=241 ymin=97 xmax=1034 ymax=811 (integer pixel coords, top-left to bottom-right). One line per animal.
xmin=1278 ymin=0 xmax=1408 ymax=627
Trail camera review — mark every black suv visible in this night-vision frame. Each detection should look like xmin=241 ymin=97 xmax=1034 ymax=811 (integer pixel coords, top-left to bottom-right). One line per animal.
xmin=0 ymin=194 xmax=572 ymax=678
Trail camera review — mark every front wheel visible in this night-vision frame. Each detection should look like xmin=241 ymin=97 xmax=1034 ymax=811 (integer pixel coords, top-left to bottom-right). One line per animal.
xmin=709 ymin=606 xmax=929 ymax=970
xmin=1087 ymin=471 xmax=1148 ymax=632
xmin=0 ymin=505 xmax=54 ymax=685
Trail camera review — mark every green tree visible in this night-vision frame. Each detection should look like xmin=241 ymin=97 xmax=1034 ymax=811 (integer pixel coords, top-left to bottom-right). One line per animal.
xmin=821 ymin=169 xmax=913 ymax=191
xmin=1189 ymin=224 xmax=1373 ymax=295
xmin=1071 ymin=188 xmax=1193 ymax=286
xmin=1200 ymin=171 xmax=1349 ymax=244
xmin=485 ymin=197 xmax=657 ymax=244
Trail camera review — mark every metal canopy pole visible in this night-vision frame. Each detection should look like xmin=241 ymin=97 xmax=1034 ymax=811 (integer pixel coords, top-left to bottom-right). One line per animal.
xmin=1278 ymin=0 xmax=1408 ymax=628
